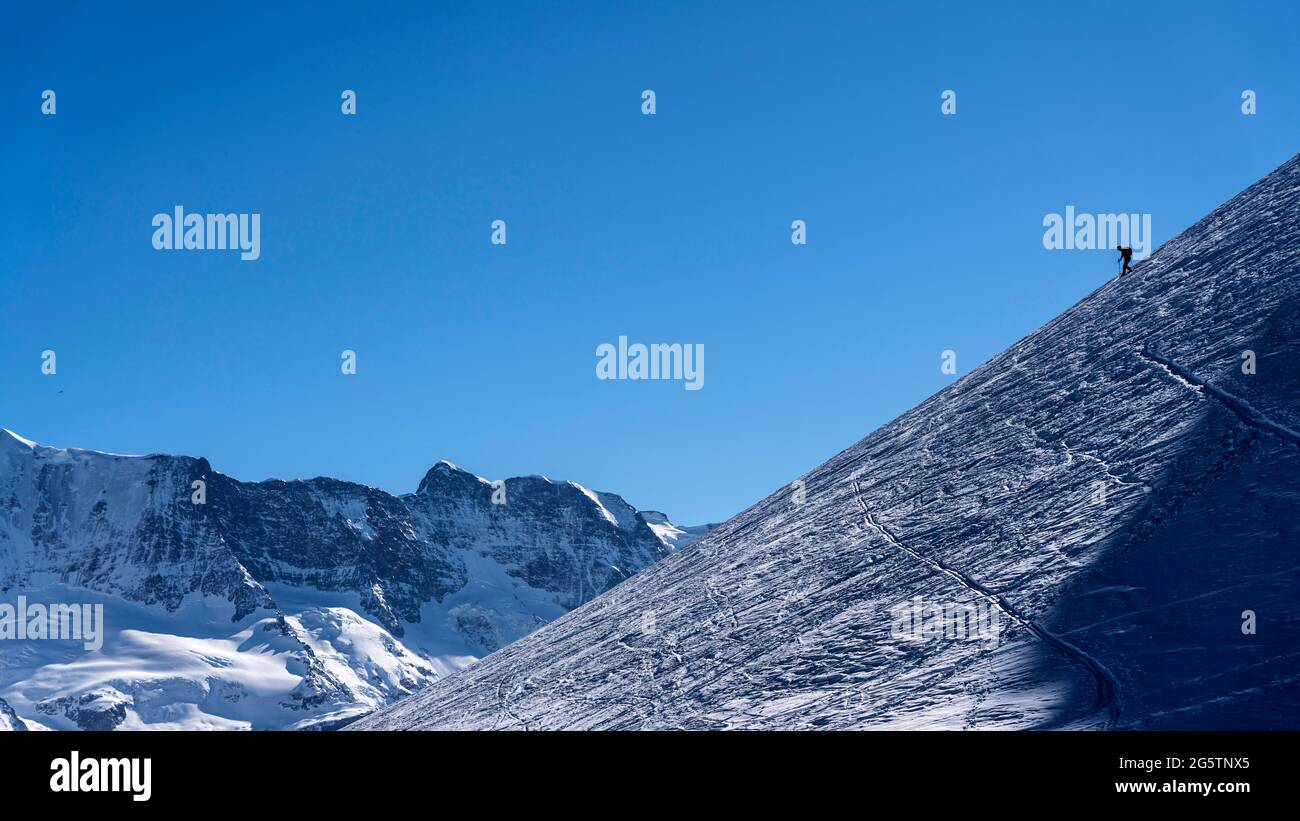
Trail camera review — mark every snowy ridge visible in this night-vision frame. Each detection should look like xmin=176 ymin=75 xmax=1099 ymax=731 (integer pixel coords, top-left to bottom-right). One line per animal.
xmin=355 ymin=153 xmax=1300 ymax=730
xmin=641 ymin=511 xmax=718 ymax=551
xmin=1 ymin=430 xmax=37 ymax=450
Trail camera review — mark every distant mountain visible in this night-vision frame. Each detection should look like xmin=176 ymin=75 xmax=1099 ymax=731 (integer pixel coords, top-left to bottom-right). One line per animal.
xmin=0 ymin=432 xmax=713 ymax=730
xmin=0 ymin=698 xmax=27 ymax=731
xmin=355 ymin=154 xmax=1300 ymax=731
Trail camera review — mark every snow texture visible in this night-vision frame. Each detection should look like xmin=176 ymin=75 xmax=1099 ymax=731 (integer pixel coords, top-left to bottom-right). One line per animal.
xmin=354 ymin=154 xmax=1300 ymax=731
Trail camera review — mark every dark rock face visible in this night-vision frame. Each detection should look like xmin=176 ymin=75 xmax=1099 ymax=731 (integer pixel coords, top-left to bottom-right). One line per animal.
xmin=0 ymin=440 xmax=678 ymax=641
xmin=37 ymin=691 xmax=129 ymax=731
xmin=1 ymin=450 xmax=274 ymax=619
xmin=408 ymin=468 xmax=670 ymax=611
xmin=0 ymin=697 xmax=27 ymax=731
xmin=203 ymin=474 xmax=468 ymax=632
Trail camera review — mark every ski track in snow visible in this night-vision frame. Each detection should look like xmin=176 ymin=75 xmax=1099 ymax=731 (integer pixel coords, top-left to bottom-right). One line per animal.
xmin=851 ymin=478 xmax=1121 ymax=729
xmin=1137 ymin=346 xmax=1300 ymax=450
xmin=989 ymin=401 xmax=1150 ymax=494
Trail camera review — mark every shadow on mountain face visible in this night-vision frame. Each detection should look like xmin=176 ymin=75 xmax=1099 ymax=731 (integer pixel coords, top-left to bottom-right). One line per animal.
xmin=1044 ymin=297 xmax=1300 ymax=729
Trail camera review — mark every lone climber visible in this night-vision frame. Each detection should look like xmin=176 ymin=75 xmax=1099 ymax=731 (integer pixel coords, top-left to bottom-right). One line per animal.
xmin=1117 ymin=244 xmax=1134 ymax=276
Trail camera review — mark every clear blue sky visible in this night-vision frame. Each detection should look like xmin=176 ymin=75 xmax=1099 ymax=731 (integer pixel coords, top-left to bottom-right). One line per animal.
xmin=2 ymin=1 xmax=1298 ymax=524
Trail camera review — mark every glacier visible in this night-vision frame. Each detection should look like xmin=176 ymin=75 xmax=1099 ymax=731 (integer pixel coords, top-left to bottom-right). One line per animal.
xmin=354 ymin=154 xmax=1300 ymax=731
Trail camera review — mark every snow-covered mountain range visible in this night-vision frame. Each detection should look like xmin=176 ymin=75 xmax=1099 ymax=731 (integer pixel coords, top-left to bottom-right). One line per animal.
xmin=355 ymin=154 xmax=1300 ymax=730
xmin=0 ymin=432 xmax=712 ymax=730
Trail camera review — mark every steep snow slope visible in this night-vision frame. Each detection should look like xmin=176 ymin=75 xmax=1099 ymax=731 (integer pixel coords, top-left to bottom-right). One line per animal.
xmin=0 ymin=436 xmax=710 ymax=729
xmin=355 ymin=154 xmax=1300 ymax=730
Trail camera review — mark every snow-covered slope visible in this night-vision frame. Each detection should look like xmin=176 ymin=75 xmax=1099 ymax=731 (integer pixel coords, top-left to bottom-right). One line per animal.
xmin=354 ymin=154 xmax=1300 ymax=731
xmin=0 ymin=436 xmax=710 ymax=730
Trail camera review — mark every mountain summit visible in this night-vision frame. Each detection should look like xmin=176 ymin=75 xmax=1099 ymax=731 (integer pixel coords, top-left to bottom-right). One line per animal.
xmin=355 ymin=155 xmax=1300 ymax=730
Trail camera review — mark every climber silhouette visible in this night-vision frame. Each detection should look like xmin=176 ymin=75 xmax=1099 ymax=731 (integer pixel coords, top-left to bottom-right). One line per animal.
xmin=1117 ymin=245 xmax=1134 ymax=276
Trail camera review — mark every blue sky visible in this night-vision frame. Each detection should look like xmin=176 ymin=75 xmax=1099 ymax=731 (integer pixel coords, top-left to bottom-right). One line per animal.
xmin=2 ymin=1 xmax=1298 ymax=524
